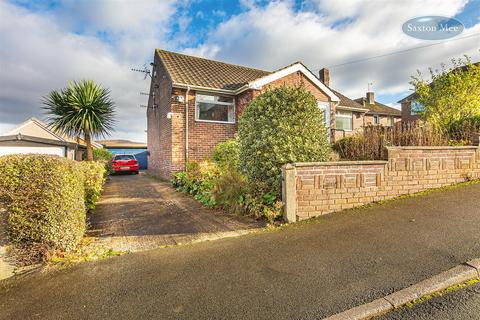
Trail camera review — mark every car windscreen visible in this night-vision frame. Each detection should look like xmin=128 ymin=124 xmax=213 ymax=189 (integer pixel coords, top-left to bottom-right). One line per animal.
xmin=114 ymin=155 xmax=135 ymax=160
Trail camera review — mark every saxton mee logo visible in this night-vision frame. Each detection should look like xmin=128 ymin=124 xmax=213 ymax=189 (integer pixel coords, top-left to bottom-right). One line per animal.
xmin=402 ymin=16 xmax=464 ymax=40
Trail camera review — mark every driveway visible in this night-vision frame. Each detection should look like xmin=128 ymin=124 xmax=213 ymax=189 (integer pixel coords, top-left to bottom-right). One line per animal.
xmin=88 ymin=173 xmax=263 ymax=251
xmin=1 ymin=183 xmax=480 ymax=319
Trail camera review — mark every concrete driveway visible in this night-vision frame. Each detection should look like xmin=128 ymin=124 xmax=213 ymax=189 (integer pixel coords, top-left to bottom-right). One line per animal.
xmin=1 ymin=182 xmax=480 ymax=319
xmin=88 ymin=173 xmax=263 ymax=251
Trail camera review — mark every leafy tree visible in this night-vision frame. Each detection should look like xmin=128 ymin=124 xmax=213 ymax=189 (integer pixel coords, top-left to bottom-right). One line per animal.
xmin=238 ymin=85 xmax=331 ymax=196
xmin=410 ymin=56 xmax=480 ymax=132
xmin=43 ymin=80 xmax=116 ymax=161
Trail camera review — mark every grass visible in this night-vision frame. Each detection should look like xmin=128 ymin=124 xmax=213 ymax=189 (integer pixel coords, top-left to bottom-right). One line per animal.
xmin=49 ymin=237 xmax=127 ymax=266
xmin=405 ymin=278 xmax=480 ymax=308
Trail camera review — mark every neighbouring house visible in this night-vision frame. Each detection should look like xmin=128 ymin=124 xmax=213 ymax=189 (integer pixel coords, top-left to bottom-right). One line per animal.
xmin=354 ymin=92 xmax=402 ymax=126
xmin=146 ymin=49 xmax=369 ymax=179
xmin=96 ymin=139 xmax=148 ymax=170
xmin=0 ymin=117 xmax=100 ymax=160
xmin=398 ymin=91 xmax=422 ymax=122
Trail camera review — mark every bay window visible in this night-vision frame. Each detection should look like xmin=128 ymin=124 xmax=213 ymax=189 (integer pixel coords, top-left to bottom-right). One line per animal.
xmin=195 ymin=93 xmax=235 ymax=123
xmin=335 ymin=110 xmax=353 ymax=131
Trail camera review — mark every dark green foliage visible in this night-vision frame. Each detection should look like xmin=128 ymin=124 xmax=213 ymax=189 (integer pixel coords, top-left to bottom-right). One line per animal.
xmin=0 ymin=155 xmax=86 ymax=252
xmin=238 ymin=85 xmax=330 ymax=196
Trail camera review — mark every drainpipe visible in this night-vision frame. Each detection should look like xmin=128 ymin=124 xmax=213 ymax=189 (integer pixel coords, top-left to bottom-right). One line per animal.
xmin=185 ymin=86 xmax=190 ymax=170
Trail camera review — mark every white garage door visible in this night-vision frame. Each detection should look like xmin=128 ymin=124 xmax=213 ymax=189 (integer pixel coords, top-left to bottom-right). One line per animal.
xmin=0 ymin=146 xmax=65 ymax=157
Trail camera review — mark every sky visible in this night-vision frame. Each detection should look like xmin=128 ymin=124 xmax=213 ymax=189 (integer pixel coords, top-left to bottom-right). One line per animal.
xmin=0 ymin=0 xmax=479 ymax=142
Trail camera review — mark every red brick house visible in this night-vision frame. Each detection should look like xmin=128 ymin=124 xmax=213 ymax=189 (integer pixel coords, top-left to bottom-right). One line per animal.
xmin=146 ymin=49 xmax=368 ymax=179
xmin=354 ymin=92 xmax=402 ymax=126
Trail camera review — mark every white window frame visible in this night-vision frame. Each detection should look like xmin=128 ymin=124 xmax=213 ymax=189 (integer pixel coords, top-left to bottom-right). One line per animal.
xmin=195 ymin=93 xmax=236 ymax=124
xmin=374 ymin=115 xmax=381 ymax=125
xmin=411 ymin=100 xmax=424 ymax=115
xmin=335 ymin=110 xmax=353 ymax=132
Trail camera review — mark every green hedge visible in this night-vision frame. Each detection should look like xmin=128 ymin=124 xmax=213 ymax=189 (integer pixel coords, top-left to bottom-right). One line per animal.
xmin=0 ymin=154 xmax=86 ymax=251
xmin=77 ymin=161 xmax=106 ymax=210
xmin=0 ymin=155 xmax=107 ymax=255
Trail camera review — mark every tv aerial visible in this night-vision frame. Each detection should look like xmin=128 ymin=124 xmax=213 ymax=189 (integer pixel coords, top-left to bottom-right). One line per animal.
xmin=131 ymin=63 xmax=152 ymax=80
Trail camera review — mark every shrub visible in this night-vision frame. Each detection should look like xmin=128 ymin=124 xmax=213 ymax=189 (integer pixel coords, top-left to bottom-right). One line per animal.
xmin=0 ymin=154 xmax=86 ymax=252
xmin=238 ymin=85 xmax=331 ymax=196
xmin=212 ymin=139 xmax=239 ymax=170
xmin=333 ymin=122 xmax=456 ymax=160
xmin=171 ymin=161 xmax=219 ymax=207
xmin=77 ymin=161 xmax=106 ymax=210
xmin=84 ymin=148 xmax=114 ymax=174
xmin=449 ymin=116 xmax=480 ymax=143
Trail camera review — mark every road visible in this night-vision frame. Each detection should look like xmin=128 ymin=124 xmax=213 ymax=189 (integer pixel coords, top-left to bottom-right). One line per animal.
xmin=378 ymin=282 xmax=480 ymax=319
xmin=1 ymin=183 xmax=480 ymax=319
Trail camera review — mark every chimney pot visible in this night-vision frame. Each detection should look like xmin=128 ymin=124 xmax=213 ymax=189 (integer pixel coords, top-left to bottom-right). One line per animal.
xmin=366 ymin=92 xmax=375 ymax=104
xmin=319 ymin=68 xmax=330 ymax=87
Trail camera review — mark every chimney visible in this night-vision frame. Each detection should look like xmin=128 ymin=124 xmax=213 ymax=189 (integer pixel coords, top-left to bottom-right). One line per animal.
xmin=366 ymin=91 xmax=375 ymax=104
xmin=319 ymin=68 xmax=330 ymax=87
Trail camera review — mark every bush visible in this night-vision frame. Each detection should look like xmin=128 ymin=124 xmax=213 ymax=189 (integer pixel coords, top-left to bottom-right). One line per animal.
xmin=238 ymin=85 xmax=330 ymax=196
xmin=171 ymin=161 xmax=219 ymax=207
xmin=84 ymin=148 xmax=114 ymax=174
xmin=212 ymin=139 xmax=239 ymax=170
xmin=77 ymin=161 xmax=106 ymax=210
xmin=0 ymin=155 xmax=86 ymax=252
xmin=333 ymin=122 xmax=456 ymax=160
xmin=449 ymin=116 xmax=480 ymax=143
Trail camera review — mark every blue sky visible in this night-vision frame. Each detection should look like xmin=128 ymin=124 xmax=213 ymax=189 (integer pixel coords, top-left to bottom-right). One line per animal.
xmin=1 ymin=0 xmax=479 ymax=141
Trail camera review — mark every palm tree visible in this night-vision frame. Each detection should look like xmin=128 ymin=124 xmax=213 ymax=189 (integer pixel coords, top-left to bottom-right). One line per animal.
xmin=43 ymin=80 xmax=115 ymax=161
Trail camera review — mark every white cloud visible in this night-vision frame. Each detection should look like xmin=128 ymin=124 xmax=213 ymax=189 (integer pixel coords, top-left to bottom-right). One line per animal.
xmin=186 ymin=0 xmax=479 ymax=104
xmin=0 ymin=0 xmax=181 ymax=142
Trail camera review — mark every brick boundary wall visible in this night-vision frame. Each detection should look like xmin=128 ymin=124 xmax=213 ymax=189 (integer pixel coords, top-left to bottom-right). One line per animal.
xmin=282 ymin=146 xmax=480 ymax=222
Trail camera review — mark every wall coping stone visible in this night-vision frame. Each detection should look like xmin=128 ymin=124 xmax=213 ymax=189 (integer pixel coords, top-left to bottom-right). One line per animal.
xmin=386 ymin=146 xmax=478 ymax=150
xmin=289 ymin=160 xmax=388 ymax=168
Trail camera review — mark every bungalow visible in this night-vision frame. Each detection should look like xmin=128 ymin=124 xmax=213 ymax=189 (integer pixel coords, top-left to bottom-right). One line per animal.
xmin=0 ymin=117 xmax=100 ymax=160
xmin=146 ymin=49 xmax=368 ymax=179
xmin=354 ymin=92 xmax=402 ymax=126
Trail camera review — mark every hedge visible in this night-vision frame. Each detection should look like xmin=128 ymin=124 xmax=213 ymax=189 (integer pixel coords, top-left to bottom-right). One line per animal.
xmin=0 ymin=154 xmax=106 ymax=254
xmin=77 ymin=160 xmax=106 ymax=210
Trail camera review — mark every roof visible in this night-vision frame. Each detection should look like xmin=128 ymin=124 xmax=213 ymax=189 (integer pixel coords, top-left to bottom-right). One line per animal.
xmin=155 ymin=49 xmax=340 ymax=101
xmin=156 ymin=49 xmax=270 ymax=91
xmin=332 ymin=90 xmax=368 ymax=111
xmin=354 ymin=97 xmax=402 ymax=116
xmin=96 ymin=139 xmax=147 ymax=149
xmin=4 ymin=117 xmax=102 ymax=148
xmin=0 ymin=133 xmax=76 ymax=147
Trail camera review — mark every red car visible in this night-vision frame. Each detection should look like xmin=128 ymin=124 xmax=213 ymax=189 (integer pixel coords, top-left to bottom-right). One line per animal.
xmin=111 ymin=154 xmax=139 ymax=174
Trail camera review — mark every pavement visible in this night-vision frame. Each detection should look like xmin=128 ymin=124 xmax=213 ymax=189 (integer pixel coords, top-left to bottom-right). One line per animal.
xmin=88 ymin=173 xmax=263 ymax=251
xmin=378 ymin=282 xmax=480 ymax=320
xmin=0 ymin=182 xmax=480 ymax=319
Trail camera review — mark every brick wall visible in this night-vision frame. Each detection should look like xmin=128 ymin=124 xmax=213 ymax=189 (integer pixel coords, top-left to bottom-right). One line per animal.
xmin=283 ymin=146 xmax=480 ymax=222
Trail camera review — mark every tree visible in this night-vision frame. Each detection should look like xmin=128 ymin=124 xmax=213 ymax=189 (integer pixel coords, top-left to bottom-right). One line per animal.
xmin=410 ymin=56 xmax=480 ymax=132
xmin=43 ymin=80 xmax=116 ymax=161
xmin=238 ymin=85 xmax=331 ymax=196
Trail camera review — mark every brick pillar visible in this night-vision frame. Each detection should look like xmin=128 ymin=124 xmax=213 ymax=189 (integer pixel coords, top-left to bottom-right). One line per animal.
xmin=282 ymin=164 xmax=297 ymax=223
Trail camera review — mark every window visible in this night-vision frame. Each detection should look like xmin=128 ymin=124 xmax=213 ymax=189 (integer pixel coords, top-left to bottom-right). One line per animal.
xmin=411 ymin=101 xmax=424 ymax=115
xmin=374 ymin=115 xmax=381 ymax=125
xmin=388 ymin=117 xmax=395 ymax=126
xmin=195 ymin=93 xmax=235 ymax=123
xmin=335 ymin=110 xmax=353 ymax=131
xmin=114 ymin=155 xmax=136 ymax=161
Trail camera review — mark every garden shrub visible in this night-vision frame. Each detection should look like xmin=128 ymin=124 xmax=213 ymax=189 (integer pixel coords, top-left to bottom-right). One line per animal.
xmin=212 ymin=139 xmax=239 ymax=170
xmin=0 ymin=154 xmax=86 ymax=253
xmin=171 ymin=161 xmax=219 ymax=207
xmin=448 ymin=115 xmax=480 ymax=143
xmin=238 ymin=85 xmax=331 ymax=196
xmin=84 ymin=148 xmax=114 ymax=174
xmin=78 ymin=161 xmax=106 ymax=210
